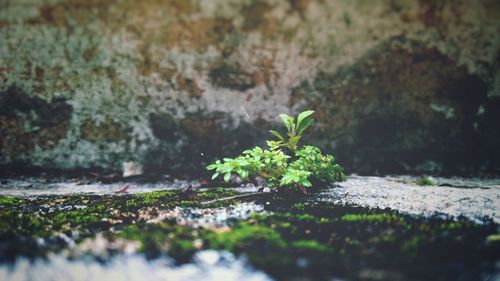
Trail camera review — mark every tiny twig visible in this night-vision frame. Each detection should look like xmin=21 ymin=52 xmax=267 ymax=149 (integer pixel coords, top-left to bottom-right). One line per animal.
xmin=201 ymin=192 xmax=268 ymax=205
xmin=114 ymin=183 xmax=130 ymax=193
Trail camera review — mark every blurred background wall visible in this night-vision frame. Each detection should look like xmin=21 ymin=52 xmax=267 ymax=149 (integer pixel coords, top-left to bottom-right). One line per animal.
xmin=1 ymin=0 xmax=499 ymax=176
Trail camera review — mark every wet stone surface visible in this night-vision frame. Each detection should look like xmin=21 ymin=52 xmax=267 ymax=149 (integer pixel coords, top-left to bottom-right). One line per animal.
xmin=0 ymin=176 xmax=499 ymax=281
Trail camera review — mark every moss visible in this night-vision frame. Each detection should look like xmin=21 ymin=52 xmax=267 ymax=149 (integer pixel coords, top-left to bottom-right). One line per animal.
xmin=0 ymin=179 xmax=497 ymax=279
xmin=341 ymin=213 xmax=406 ymax=225
xmin=291 ymin=239 xmax=329 ymax=252
xmin=131 ymin=190 xmax=177 ymax=205
xmin=440 ymin=221 xmax=462 ymax=230
xmin=119 ymin=223 xmax=200 ymax=261
xmin=0 ymin=196 xmax=24 ymax=206
xmin=0 ymin=190 xmax=497 ymax=280
xmin=370 ymin=232 xmax=396 ymax=243
xmin=205 ymin=222 xmax=292 ymax=270
xmin=194 ymin=204 xmax=497 ymax=280
xmin=0 ymin=211 xmax=51 ymax=238
xmin=485 ymin=234 xmax=500 ymax=244
xmin=0 ymin=199 xmax=113 ymax=240
xmin=208 ymin=222 xmax=286 ymax=252
xmin=291 ymin=202 xmax=305 ymax=211
xmin=50 ymin=208 xmax=104 ymax=228
xmin=293 ymin=213 xmax=316 ymax=222
xmin=401 ymin=236 xmax=421 ymax=254
xmin=0 ymin=189 xmax=242 ymax=240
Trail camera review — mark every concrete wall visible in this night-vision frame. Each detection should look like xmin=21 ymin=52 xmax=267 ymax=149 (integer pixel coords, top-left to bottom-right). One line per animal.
xmin=1 ymin=0 xmax=499 ymax=175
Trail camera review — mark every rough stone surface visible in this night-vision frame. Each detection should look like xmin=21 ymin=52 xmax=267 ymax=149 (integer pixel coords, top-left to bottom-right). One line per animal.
xmin=1 ymin=0 xmax=499 ymax=175
xmin=1 ymin=175 xmax=498 ymax=223
xmin=320 ymin=176 xmax=500 ymax=223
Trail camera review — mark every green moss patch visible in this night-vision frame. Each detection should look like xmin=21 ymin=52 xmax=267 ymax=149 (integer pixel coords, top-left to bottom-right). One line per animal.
xmin=0 ymin=189 xmax=238 ymax=261
xmin=105 ymin=196 xmax=498 ymax=281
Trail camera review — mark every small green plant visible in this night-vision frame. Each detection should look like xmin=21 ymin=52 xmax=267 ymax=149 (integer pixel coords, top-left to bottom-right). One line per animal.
xmin=207 ymin=110 xmax=345 ymax=191
xmin=416 ymin=176 xmax=436 ymax=186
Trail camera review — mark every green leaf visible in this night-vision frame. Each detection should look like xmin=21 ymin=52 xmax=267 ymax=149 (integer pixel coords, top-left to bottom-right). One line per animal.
xmin=211 ymin=173 xmax=219 ymax=180
xmin=266 ymin=140 xmax=283 ymax=150
xmin=296 ymin=110 xmax=314 ymax=130
xmin=279 ymin=114 xmax=295 ymax=135
xmin=206 ymin=164 xmax=217 ymax=170
xmin=288 ymin=135 xmax=301 ymax=150
xmin=296 ymin=117 xmax=313 ymax=136
xmin=301 ymin=179 xmax=312 ymax=187
xmin=269 ymin=130 xmax=285 ymax=141
xmin=224 ymin=173 xmax=231 ymax=182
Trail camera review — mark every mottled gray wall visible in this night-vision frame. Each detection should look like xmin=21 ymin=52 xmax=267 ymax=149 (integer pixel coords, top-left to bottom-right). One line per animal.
xmin=1 ymin=0 xmax=499 ymax=175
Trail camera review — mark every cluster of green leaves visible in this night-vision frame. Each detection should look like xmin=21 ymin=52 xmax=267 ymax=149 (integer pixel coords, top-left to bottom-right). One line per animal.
xmin=269 ymin=110 xmax=314 ymax=151
xmin=208 ymin=146 xmax=290 ymax=185
xmin=207 ymin=110 xmax=345 ymax=190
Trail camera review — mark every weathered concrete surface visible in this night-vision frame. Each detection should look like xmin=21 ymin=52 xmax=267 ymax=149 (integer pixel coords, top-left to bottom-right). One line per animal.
xmin=0 ymin=178 xmax=191 ymax=196
xmin=1 ymin=175 xmax=498 ymax=223
xmin=1 ymin=0 xmax=499 ymax=175
xmin=322 ymin=176 xmax=500 ymax=223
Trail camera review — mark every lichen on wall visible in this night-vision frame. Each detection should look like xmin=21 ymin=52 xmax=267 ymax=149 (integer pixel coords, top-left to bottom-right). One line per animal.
xmin=0 ymin=0 xmax=499 ymax=175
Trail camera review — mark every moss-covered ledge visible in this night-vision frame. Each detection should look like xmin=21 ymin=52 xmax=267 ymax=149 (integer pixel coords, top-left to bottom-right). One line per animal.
xmin=0 ymin=189 xmax=498 ymax=280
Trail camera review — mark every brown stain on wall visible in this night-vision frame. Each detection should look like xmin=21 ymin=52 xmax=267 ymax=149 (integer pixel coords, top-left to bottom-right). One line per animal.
xmin=80 ymin=118 xmax=128 ymax=142
xmin=0 ymin=87 xmax=72 ymax=159
xmin=176 ymin=77 xmax=203 ymax=99
xmin=303 ymin=39 xmax=493 ymax=174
